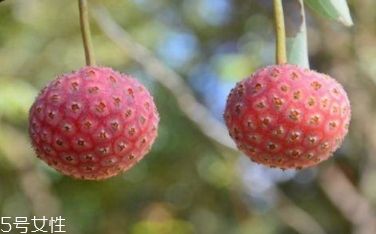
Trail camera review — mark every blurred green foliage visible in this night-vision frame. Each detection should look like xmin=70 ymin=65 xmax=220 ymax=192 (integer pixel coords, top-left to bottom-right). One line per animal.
xmin=0 ymin=0 xmax=375 ymax=234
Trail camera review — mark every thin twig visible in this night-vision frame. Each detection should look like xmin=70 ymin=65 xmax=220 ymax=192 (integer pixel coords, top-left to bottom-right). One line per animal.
xmin=79 ymin=0 xmax=96 ymax=66
xmin=273 ymin=0 xmax=287 ymax=64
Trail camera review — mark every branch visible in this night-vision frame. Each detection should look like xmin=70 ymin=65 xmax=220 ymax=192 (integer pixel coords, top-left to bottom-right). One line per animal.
xmin=319 ymin=165 xmax=376 ymax=234
xmin=276 ymin=190 xmax=327 ymax=234
xmin=317 ymin=7 xmax=376 ymax=232
xmin=93 ymin=6 xmax=326 ymax=234
xmin=93 ymin=6 xmax=235 ymax=150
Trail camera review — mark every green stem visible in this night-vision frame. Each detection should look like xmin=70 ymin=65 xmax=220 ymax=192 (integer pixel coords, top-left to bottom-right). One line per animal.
xmin=79 ymin=0 xmax=96 ymax=66
xmin=273 ymin=0 xmax=287 ymax=64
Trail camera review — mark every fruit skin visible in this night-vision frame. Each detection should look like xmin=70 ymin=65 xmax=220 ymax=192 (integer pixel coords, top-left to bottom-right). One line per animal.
xmin=224 ymin=64 xmax=351 ymax=169
xmin=29 ymin=66 xmax=159 ymax=180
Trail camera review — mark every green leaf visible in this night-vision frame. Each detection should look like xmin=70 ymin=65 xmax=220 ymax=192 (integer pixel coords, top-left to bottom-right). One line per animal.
xmin=286 ymin=0 xmax=310 ymax=68
xmin=305 ymin=0 xmax=353 ymax=26
xmin=286 ymin=29 xmax=309 ymax=68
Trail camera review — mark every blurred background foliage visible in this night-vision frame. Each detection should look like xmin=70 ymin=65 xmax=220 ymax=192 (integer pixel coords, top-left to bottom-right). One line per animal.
xmin=0 ymin=0 xmax=375 ymax=234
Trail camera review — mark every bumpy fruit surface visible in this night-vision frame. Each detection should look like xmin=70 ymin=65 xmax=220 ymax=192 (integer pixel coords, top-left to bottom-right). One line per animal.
xmin=29 ymin=66 xmax=159 ymax=180
xmin=224 ymin=64 xmax=351 ymax=169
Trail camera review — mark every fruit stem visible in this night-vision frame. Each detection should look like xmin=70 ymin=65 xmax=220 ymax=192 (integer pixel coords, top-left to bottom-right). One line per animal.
xmin=273 ymin=0 xmax=287 ymax=64
xmin=79 ymin=0 xmax=96 ymax=66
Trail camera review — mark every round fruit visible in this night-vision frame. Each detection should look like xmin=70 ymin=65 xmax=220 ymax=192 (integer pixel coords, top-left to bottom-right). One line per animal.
xmin=224 ymin=64 xmax=351 ymax=169
xmin=29 ymin=66 xmax=159 ymax=180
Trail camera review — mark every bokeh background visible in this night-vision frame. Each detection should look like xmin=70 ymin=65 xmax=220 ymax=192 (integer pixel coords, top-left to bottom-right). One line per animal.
xmin=0 ymin=0 xmax=375 ymax=233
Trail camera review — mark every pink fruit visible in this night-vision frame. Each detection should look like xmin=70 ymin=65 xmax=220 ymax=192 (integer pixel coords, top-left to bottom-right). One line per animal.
xmin=224 ymin=64 xmax=351 ymax=169
xmin=29 ymin=66 xmax=159 ymax=180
